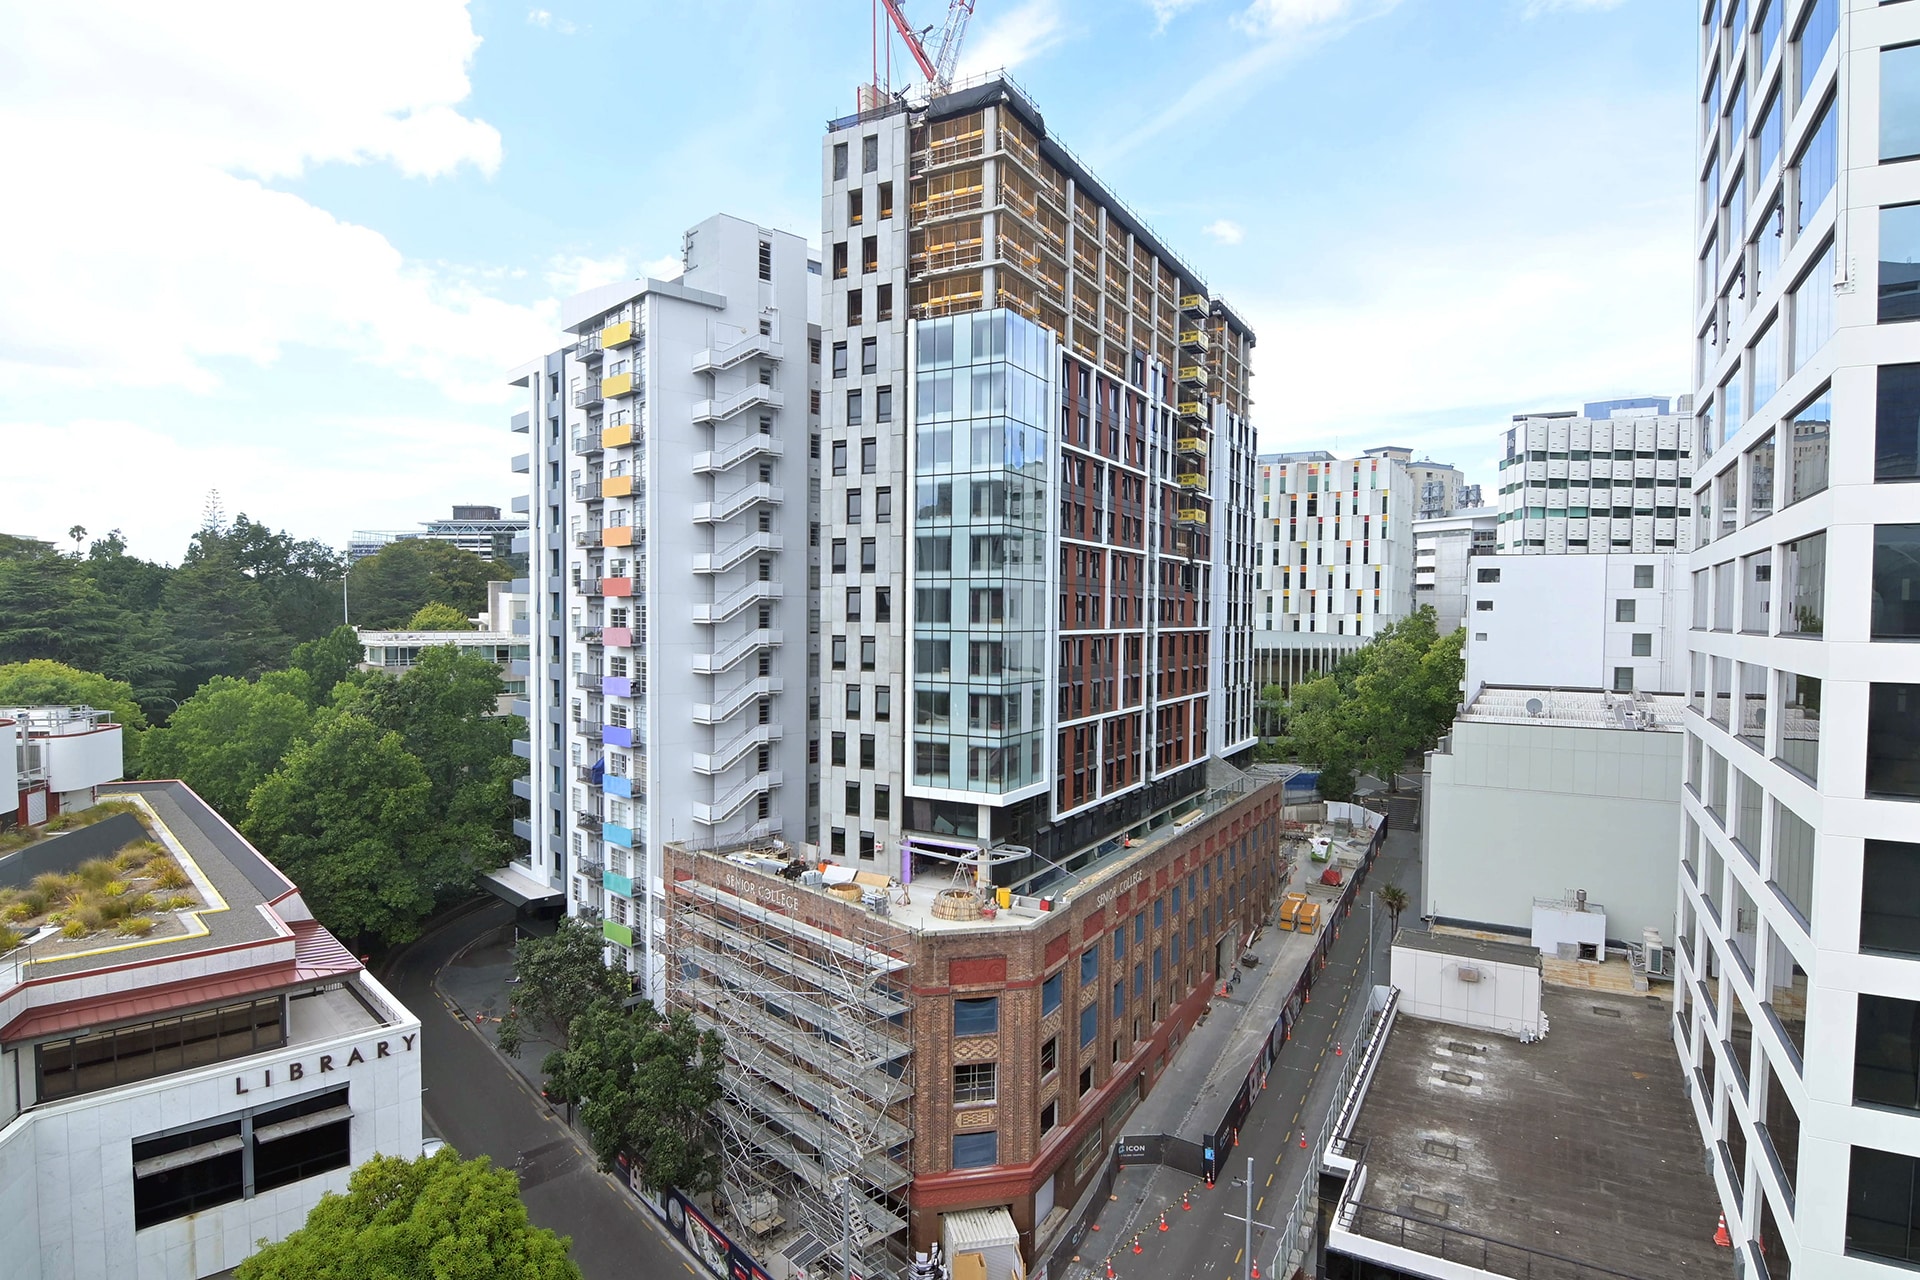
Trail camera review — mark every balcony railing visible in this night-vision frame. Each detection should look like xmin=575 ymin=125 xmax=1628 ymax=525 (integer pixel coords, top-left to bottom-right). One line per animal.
xmin=574 ymin=810 xmax=601 ymax=831
xmin=573 ymin=671 xmax=604 ymax=691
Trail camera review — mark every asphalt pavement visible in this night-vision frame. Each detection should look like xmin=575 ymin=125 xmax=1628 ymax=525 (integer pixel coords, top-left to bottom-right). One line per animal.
xmin=1072 ymin=821 xmax=1422 ymax=1280
xmin=383 ymin=899 xmax=697 ymax=1280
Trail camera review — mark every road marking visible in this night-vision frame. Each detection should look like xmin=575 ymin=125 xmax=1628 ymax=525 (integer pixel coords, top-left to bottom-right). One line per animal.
xmin=1256 ymin=1196 xmax=1264 ymax=1212
xmin=1234 ymin=1249 xmax=1243 ymax=1264
xmin=1266 ymin=1173 xmax=1273 ymax=1187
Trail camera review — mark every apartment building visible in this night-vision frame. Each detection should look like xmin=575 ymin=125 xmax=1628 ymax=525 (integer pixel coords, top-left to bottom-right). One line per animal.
xmin=1495 ymin=400 xmax=1697 ymax=554
xmin=1461 ymin=551 xmax=1692 ymax=696
xmin=1412 ymin=505 xmax=1496 ymax=635
xmin=0 ymin=781 xmax=423 ymax=1280
xmin=1362 ymin=445 xmax=1471 ymax=520
xmin=812 ymin=75 xmax=1257 ymax=883
xmin=1680 ymin=1 xmax=1920 ymax=1274
xmin=347 ymin=504 xmax=527 ymax=563
xmin=2 ymin=706 xmax=124 ymax=829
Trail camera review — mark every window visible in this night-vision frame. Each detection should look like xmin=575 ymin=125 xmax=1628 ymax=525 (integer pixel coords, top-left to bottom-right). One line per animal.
xmin=847 ymin=490 xmax=863 ymax=523
xmin=832 ymin=241 xmax=848 ymax=279
xmin=1613 ymin=667 xmax=1635 ymax=694
xmin=847 ymin=389 xmax=863 ymax=426
xmin=1079 ymin=1002 xmax=1098 ymax=1048
xmin=878 ymin=283 xmax=893 ymax=321
xmin=954 ymin=996 xmax=999 ymax=1037
xmin=832 ymin=441 xmax=848 ymax=476
xmin=874 ymin=684 xmax=891 ymax=720
xmin=1616 ymin=598 xmax=1637 ymax=623
xmin=1079 ymin=1065 xmax=1093 ymax=1096
xmin=1040 ymin=1100 xmax=1057 ymax=1133
xmin=831 ymin=732 xmax=846 ymax=766
xmin=832 ymin=341 xmax=848 ymax=379
xmin=757 ymin=239 xmax=772 ymax=282
xmin=1886 ymin=206 xmax=1920 ymax=323
xmin=1846 ymin=1145 xmax=1920 ymax=1266
xmin=37 ymin=997 xmax=285 ymax=1101
xmin=876 ymin=486 xmax=892 ymax=523
xmin=1475 ymin=599 xmax=1493 ymax=612
xmin=1631 ymin=633 xmax=1653 ymax=657
xmin=862 ymin=235 xmax=878 ymax=274
xmin=132 ymin=1086 xmax=350 ymax=1230
xmin=1796 ymin=98 xmax=1838 ymax=238
xmin=1856 ymin=994 xmax=1920 ymax=1113
xmin=1868 ymin=684 xmax=1920 ymax=797
xmin=861 ymin=134 xmax=878 ymax=173
xmin=1876 ymin=526 xmax=1920 ymax=638
xmin=1081 ymin=946 xmax=1099 ymax=984
xmin=1112 ymin=980 xmax=1124 ymax=1019
xmin=862 ymin=336 xmax=877 ymax=374
xmin=859 ymin=733 xmax=876 ymax=768
xmin=831 ymin=636 xmax=847 ymax=670
xmin=1864 ymin=840 xmax=1920 ymax=956
xmin=847 ymin=288 xmax=863 ymax=326
xmin=952 ymin=1130 xmax=997 ymax=1169
xmin=877 ymin=384 xmax=893 ymax=422
xmin=953 ymin=1062 xmax=997 ymax=1104
xmin=251 ymin=1087 xmax=353 ymax=1194
xmin=1796 ymin=0 xmax=1837 ymax=105
xmin=862 ymin=438 xmax=877 ymax=474
xmin=874 ymin=785 xmax=890 ymax=819
xmin=845 ymin=683 xmax=861 ymax=718
xmin=1886 ymin=45 xmax=1920 ymax=163
xmin=1881 ymin=364 xmax=1920 ymax=480
xmin=832 ymin=142 xmax=848 ymax=180
xmin=879 ymin=181 xmax=894 ymax=217
xmin=831 ymin=827 xmax=846 ymax=857
xmin=1634 ymin=563 xmax=1655 ymax=589
xmin=1042 ymin=973 xmax=1062 ymax=1016
xmin=1476 ymin=566 xmax=1500 ymax=583
xmin=832 ymin=539 xmax=847 ymax=573
xmin=847 ymin=189 xmax=863 ymax=224
xmin=1781 ymin=532 xmax=1825 ymax=635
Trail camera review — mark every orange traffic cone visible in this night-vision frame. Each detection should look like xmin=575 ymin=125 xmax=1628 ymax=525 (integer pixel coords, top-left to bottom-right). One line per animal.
xmin=1132 ymin=1237 xmax=1143 ymax=1255
xmin=1299 ymin=1133 xmax=1309 ymax=1148
xmin=1157 ymin=1211 xmax=1169 ymax=1233
xmin=1334 ymin=1043 xmax=1343 ymax=1057
xmin=1252 ymin=1266 xmax=1261 ymax=1280
xmin=1713 ymin=1215 xmax=1732 ymax=1247
xmin=1182 ymin=1189 xmax=1192 ymax=1211
xmin=1106 ymin=1262 xmax=1116 ymax=1279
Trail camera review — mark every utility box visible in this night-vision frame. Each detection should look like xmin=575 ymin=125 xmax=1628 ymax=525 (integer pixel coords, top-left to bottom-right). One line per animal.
xmin=1278 ymin=892 xmax=1308 ymax=932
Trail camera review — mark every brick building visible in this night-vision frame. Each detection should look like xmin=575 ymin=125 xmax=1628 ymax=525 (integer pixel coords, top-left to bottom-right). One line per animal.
xmin=665 ymin=773 xmax=1285 ymax=1277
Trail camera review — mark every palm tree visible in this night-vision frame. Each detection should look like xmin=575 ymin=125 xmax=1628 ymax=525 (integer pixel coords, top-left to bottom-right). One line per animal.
xmin=1377 ymin=883 xmax=1411 ymax=938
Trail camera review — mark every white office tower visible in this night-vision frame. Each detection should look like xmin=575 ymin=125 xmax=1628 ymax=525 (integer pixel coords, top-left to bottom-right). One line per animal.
xmin=554 ymin=215 xmax=819 ymax=1002
xmin=1255 ymin=451 xmax=1416 ymax=638
xmin=1495 ymin=403 xmax=1696 ymax=554
xmin=1680 ymin=2 xmax=1920 ymax=1274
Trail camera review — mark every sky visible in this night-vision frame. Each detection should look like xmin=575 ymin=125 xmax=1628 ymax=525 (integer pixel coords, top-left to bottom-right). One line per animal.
xmin=0 ymin=0 xmax=1694 ymax=563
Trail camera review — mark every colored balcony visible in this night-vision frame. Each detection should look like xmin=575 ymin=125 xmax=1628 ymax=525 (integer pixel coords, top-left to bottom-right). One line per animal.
xmin=603 ymin=676 xmax=632 ymax=699
xmin=1176 ymin=507 xmax=1208 ymax=525
xmin=1177 ymin=364 xmax=1208 ymax=385
xmin=1178 ymin=328 xmax=1209 ymax=351
xmin=1179 ymin=292 xmax=1208 ymax=314
xmin=603 ymin=723 xmax=634 ymax=748
xmin=1177 ymin=400 xmax=1207 ymax=420
xmin=602 ymin=576 xmax=633 ymax=597
xmin=601 ymin=822 xmax=635 ymax=849
xmin=602 ymin=625 xmax=633 ymax=646
xmin=602 ymin=423 xmax=635 ymax=448
xmin=604 ymin=775 xmax=632 ymax=798
xmin=603 ymin=475 xmax=634 ymax=498
xmin=1176 ymin=436 xmax=1209 ymax=459
xmin=601 ymin=525 xmax=635 ymax=548
xmin=601 ymin=869 xmax=634 ymax=897
xmin=602 ymin=919 xmax=635 ymax=947
xmin=600 ymin=372 xmax=636 ymax=400
xmin=602 ymin=321 xmax=638 ymax=348
xmin=1177 ymin=473 xmax=1207 ymax=490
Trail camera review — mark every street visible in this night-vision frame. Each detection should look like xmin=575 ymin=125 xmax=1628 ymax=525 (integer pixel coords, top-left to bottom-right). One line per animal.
xmin=384 ymin=900 xmax=696 ymax=1280
xmin=1077 ymin=821 xmax=1422 ymax=1280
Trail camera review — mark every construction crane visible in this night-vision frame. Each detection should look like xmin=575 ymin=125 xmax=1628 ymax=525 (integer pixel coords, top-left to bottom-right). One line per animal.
xmin=872 ymin=0 xmax=978 ymax=99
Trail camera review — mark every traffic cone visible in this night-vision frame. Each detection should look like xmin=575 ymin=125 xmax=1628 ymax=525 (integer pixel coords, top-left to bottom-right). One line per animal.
xmin=1713 ymin=1215 xmax=1731 ymax=1247
xmin=1233 ymin=1130 xmax=1239 ymax=1147
xmin=1334 ymin=1043 xmax=1343 ymax=1057
xmin=1300 ymin=1133 xmax=1309 ymax=1148
xmin=1253 ymin=1265 xmax=1261 ymax=1280
xmin=1182 ymin=1189 xmax=1192 ymax=1211
xmin=1206 ymin=1176 xmax=1214 ymax=1190
xmin=1105 ymin=1261 xmax=1115 ymax=1279
xmin=1157 ymin=1211 xmax=1168 ymax=1233
xmin=1132 ymin=1237 xmax=1143 ymax=1255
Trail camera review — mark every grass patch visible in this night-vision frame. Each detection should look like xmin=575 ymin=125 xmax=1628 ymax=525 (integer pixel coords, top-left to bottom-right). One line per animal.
xmin=60 ymin=919 xmax=87 ymax=939
xmin=0 ymin=923 xmax=19 ymax=952
xmin=116 ymin=917 xmax=155 ymax=937
xmin=149 ymin=860 xmax=191 ymax=891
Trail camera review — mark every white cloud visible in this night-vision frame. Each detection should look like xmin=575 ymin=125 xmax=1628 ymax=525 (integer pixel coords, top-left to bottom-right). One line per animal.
xmin=956 ymin=0 xmax=1071 ymax=79
xmin=1 ymin=414 xmax=519 ymax=562
xmin=526 ymin=8 xmax=577 ymax=34
xmin=1234 ymin=0 xmax=1398 ymax=36
xmin=543 ymin=252 xmax=684 ymax=296
xmin=1147 ymin=0 xmax=1208 ymax=31
xmin=0 ymin=3 xmax=551 ymax=404
xmin=1204 ymin=219 xmax=1245 ymax=245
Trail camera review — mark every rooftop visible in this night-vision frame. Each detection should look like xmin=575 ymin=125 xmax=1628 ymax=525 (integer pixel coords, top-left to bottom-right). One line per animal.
xmin=1335 ymin=988 xmax=1727 ymax=1280
xmin=1461 ymin=686 xmax=1686 ymax=732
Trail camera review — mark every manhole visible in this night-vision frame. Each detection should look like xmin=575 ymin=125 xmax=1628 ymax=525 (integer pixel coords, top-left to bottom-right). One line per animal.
xmin=1439 ymin=1069 xmax=1474 ymax=1086
xmin=1592 ymin=1005 xmax=1623 ymax=1018
xmin=1408 ymin=1195 xmax=1451 ymax=1220
xmin=1423 ymin=1139 xmax=1460 ymax=1162
xmin=1445 ymin=1040 xmax=1485 ymax=1056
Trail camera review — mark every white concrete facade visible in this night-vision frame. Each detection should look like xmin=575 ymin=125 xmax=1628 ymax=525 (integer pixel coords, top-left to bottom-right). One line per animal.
xmin=543 ymin=215 xmax=821 ymax=1004
xmin=1255 ymin=451 xmax=1416 ymax=640
xmin=1495 ymin=407 xmax=1697 ymax=555
xmin=1413 ymin=507 xmax=1497 ymax=636
xmin=1462 ymin=552 xmax=1692 ymax=696
xmin=1424 ymin=689 xmax=1685 ymax=947
xmin=3 ymin=707 xmax=125 ymax=829
xmin=1679 ymin=3 xmax=1920 ymax=1275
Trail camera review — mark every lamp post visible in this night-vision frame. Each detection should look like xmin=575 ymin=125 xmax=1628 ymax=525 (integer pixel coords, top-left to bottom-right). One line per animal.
xmin=1243 ymin=1155 xmax=1253 ymax=1280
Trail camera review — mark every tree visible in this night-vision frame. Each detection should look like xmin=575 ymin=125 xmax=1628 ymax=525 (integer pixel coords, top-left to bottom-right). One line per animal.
xmin=0 ymin=660 xmax=149 ymax=772
xmin=1275 ymin=674 xmax=1357 ymax=801
xmin=243 ymin=712 xmax=458 ymax=946
xmin=408 ymin=601 xmax=475 ymax=631
xmin=0 ymin=546 xmax=131 ymax=674
xmin=235 ymin=1148 xmax=581 ymax=1280
xmin=290 ymin=625 xmax=368 ymax=706
xmin=1377 ymin=883 xmax=1411 ymax=937
xmin=542 ymin=1001 xmax=724 ymax=1193
xmin=497 ymin=919 xmax=632 ymax=1057
xmin=161 ymin=536 xmax=291 ymax=687
xmin=139 ymin=673 xmax=314 ymax=820
xmin=347 ymin=539 xmax=493 ymax=629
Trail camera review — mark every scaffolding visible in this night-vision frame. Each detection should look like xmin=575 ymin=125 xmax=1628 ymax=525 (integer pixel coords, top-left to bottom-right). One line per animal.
xmin=671 ymin=867 xmax=916 ymax=1280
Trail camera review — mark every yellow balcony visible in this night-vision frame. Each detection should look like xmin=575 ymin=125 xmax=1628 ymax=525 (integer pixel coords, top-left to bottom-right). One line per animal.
xmin=600 ymin=372 xmax=635 ymax=399
xmin=1178 ymin=473 xmax=1206 ymax=490
xmin=1177 ymin=436 xmax=1208 ymax=456
xmin=601 ymin=423 xmax=635 ymax=448
xmin=1177 ymin=364 xmax=1207 ymax=383
xmin=603 ymin=475 xmax=634 ymax=498
xmin=601 ymin=525 xmax=635 ymax=547
xmin=1177 ymin=508 xmax=1208 ymax=525
xmin=602 ymin=321 xmax=637 ymax=348
xmin=1177 ymin=400 xmax=1206 ymax=418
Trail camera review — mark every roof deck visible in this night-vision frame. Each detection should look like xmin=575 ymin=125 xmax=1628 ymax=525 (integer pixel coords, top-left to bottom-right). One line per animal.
xmin=1333 ymin=987 xmax=1726 ymax=1280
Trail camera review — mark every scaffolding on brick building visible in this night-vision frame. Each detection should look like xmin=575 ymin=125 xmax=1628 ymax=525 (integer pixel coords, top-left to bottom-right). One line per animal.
xmin=672 ymin=870 xmax=916 ymax=1280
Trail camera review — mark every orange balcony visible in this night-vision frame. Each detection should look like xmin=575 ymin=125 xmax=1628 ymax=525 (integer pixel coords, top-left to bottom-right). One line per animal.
xmin=602 ymin=526 xmax=635 ymax=547
xmin=603 ymin=475 xmax=634 ymax=498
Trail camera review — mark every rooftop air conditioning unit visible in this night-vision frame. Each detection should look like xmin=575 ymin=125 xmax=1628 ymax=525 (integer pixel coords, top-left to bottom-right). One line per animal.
xmin=1457 ymin=965 xmax=1482 ymax=983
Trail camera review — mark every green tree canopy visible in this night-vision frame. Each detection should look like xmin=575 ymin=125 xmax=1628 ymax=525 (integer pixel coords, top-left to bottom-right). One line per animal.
xmin=497 ymin=918 xmax=632 ymax=1057
xmin=407 ymin=602 xmax=475 ymax=631
xmin=235 ymin=1148 xmax=581 ymax=1280
xmin=347 ymin=539 xmax=493 ymax=629
xmin=243 ymin=712 xmax=456 ymax=945
xmin=543 ymin=1001 xmax=724 ymax=1194
xmin=140 ymin=673 xmax=315 ymax=820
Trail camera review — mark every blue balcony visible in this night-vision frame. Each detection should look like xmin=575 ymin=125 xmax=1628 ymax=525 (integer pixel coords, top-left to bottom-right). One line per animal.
xmin=512 ymin=817 xmax=533 ymax=842
xmin=602 ymin=822 xmax=634 ymax=849
xmin=602 ymin=870 xmax=634 ymax=897
xmin=604 ymin=775 xmax=632 ymax=798
xmin=511 ymin=739 xmax=531 ymax=761
xmin=603 ymin=676 xmax=633 ymax=698
xmin=603 ymin=724 xmax=633 ymax=748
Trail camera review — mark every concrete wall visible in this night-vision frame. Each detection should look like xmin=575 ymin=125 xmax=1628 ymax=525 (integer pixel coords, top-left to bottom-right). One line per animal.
xmin=1425 ymin=719 xmax=1682 ymax=945
xmin=1464 ymin=552 xmax=1690 ymax=696
xmin=1388 ymin=943 xmax=1542 ymax=1038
